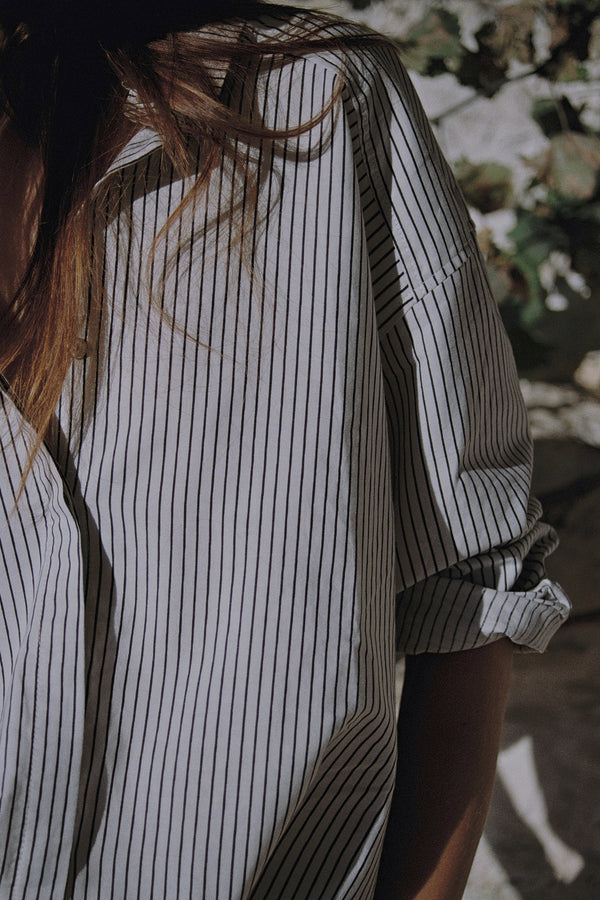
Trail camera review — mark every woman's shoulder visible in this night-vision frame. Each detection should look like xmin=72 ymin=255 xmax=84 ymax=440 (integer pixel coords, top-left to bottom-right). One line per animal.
xmin=240 ymin=9 xmax=437 ymax=167
xmin=240 ymin=6 xmax=407 ymax=96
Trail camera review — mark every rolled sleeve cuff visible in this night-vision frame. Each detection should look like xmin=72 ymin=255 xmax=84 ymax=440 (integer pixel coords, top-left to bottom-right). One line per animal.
xmin=396 ymin=576 xmax=570 ymax=655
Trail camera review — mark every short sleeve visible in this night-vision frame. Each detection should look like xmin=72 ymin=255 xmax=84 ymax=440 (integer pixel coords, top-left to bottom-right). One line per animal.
xmin=344 ymin=43 xmax=570 ymax=653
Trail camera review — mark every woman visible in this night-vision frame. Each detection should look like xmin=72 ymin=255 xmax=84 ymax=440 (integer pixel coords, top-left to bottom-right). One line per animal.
xmin=0 ymin=2 xmax=569 ymax=897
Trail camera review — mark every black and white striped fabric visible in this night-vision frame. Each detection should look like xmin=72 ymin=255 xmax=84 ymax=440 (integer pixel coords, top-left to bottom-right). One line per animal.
xmin=0 ymin=11 xmax=569 ymax=898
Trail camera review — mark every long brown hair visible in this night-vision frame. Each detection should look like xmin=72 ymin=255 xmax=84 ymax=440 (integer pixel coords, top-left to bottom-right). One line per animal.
xmin=0 ymin=1 xmax=382 ymax=467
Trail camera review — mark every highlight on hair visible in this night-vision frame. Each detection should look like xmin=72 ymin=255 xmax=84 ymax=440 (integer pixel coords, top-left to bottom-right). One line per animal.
xmin=0 ymin=1 xmax=386 ymax=475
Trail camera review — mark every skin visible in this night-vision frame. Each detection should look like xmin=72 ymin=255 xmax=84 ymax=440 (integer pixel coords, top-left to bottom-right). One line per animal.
xmin=375 ymin=639 xmax=514 ymax=900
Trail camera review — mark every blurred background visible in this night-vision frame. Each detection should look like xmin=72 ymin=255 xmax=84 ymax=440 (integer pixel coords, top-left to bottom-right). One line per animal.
xmin=295 ymin=1 xmax=600 ymax=896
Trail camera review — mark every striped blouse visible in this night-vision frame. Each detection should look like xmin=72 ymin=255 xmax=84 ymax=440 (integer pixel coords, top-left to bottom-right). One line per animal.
xmin=0 ymin=11 xmax=569 ymax=899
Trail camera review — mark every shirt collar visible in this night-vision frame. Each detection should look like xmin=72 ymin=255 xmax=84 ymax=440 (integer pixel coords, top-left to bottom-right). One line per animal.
xmin=95 ymin=22 xmax=245 ymax=187
xmin=99 ymin=126 xmax=164 ymax=184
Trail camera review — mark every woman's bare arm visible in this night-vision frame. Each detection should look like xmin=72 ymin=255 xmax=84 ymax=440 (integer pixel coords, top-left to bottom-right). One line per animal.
xmin=375 ymin=638 xmax=514 ymax=900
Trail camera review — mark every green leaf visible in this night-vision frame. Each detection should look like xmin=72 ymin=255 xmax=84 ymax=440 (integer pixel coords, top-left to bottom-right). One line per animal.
xmin=590 ymin=17 xmax=600 ymax=60
xmin=572 ymin=201 xmax=600 ymax=224
xmin=553 ymin=53 xmax=589 ymax=81
xmin=507 ymin=209 xmax=570 ymax=322
xmin=484 ymin=260 xmax=513 ymax=306
xmin=564 ymin=205 xmax=600 ymax=273
xmin=552 ymin=0 xmax=600 ymax=13
xmin=454 ymin=158 xmax=513 ymax=212
xmin=509 ymin=209 xmax=570 ymax=261
xmin=475 ymin=2 xmax=537 ymax=66
xmin=537 ymin=132 xmax=600 ymax=199
xmin=401 ymin=9 xmax=463 ymax=75
xmin=455 ymin=46 xmax=507 ymax=96
xmin=531 ymin=97 xmax=584 ymax=137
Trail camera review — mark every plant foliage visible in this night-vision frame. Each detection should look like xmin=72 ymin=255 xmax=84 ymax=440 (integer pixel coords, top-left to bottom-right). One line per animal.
xmin=396 ymin=0 xmax=600 ymax=359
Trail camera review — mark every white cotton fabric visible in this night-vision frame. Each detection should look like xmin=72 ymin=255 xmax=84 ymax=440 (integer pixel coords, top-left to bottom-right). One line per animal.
xmin=0 ymin=12 xmax=569 ymax=899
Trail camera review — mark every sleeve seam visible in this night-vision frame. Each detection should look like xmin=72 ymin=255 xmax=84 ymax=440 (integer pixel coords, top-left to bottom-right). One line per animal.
xmin=377 ymin=246 xmax=482 ymax=337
